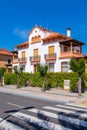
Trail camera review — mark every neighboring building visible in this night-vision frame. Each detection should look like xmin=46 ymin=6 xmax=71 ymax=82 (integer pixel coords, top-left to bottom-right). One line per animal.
xmin=0 ymin=48 xmax=18 ymax=72
xmin=13 ymin=25 xmax=87 ymax=73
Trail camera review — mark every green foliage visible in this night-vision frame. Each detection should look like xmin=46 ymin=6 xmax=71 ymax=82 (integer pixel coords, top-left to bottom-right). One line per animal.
xmin=13 ymin=66 xmax=23 ymax=75
xmin=4 ymin=73 xmax=17 ymax=85
xmin=31 ymin=72 xmax=43 ymax=87
xmin=0 ymin=67 xmax=6 ymax=76
xmin=30 ymin=72 xmax=78 ymax=91
xmin=69 ymin=58 xmax=85 ymax=76
xmin=82 ymin=73 xmax=87 ymax=89
xmin=37 ymin=64 xmax=48 ymax=77
xmin=19 ymin=72 xmax=30 ymax=86
xmin=4 ymin=70 xmax=78 ymax=91
xmin=37 ymin=64 xmax=48 ymax=91
xmin=13 ymin=66 xmax=24 ymax=88
xmin=45 ymin=72 xmax=78 ymax=91
xmin=4 ymin=72 xmax=30 ymax=86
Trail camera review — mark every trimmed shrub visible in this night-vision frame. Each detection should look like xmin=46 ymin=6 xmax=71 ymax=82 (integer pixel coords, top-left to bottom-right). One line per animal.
xmin=19 ymin=72 xmax=30 ymax=86
xmin=4 ymin=73 xmax=17 ymax=85
xmin=45 ymin=72 xmax=78 ymax=91
xmin=82 ymin=73 xmax=87 ymax=89
xmin=30 ymin=72 xmax=78 ymax=91
xmin=4 ymin=71 xmax=78 ymax=91
xmin=31 ymin=72 xmax=43 ymax=87
xmin=4 ymin=72 xmax=30 ymax=86
xmin=0 ymin=67 xmax=6 ymax=76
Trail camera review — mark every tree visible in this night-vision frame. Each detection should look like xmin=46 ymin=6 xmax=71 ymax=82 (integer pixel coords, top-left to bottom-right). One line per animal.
xmin=69 ymin=58 xmax=85 ymax=95
xmin=37 ymin=64 xmax=48 ymax=91
xmin=13 ymin=66 xmax=23 ymax=88
xmin=0 ymin=67 xmax=6 ymax=86
xmin=0 ymin=67 xmax=6 ymax=76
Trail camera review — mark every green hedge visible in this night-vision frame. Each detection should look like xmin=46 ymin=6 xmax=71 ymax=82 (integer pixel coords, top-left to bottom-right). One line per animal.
xmin=82 ymin=73 xmax=87 ymax=89
xmin=4 ymin=73 xmax=17 ymax=85
xmin=45 ymin=72 xmax=78 ymax=91
xmin=4 ymin=72 xmax=30 ymax=86
xmin=4 ymin=72 xmax=78 ymax=91
xmin=30 ymin=72 xmax=78 ymax=91
xmin=19 ymin=72 xmax=30 ymax=86
xmin=31 ymin=72 xmax=43 ymax=87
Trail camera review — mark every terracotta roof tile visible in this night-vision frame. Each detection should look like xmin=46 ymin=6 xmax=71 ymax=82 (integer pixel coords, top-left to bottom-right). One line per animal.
xmin=0 ymin=49 xmax=13 ymax=56
xmin=16 ymin=41 xmax=29 ymax=48
xmin=43 ymin=32 xmax=70 ymax=41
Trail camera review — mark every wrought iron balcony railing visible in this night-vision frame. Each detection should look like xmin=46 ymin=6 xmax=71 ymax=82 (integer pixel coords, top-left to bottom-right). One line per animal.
xmin=18 ymin=57 xmax=27 ymax=62
xmin=30 ymin=55 xmax=40 ymax=62
xmin=44 ymin=53 xmax=57 ymax=61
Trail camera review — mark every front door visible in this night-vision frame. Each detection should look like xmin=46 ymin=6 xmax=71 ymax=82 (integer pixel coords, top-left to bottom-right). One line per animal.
xmin=34 ymin=65 xmax=37 ymax=73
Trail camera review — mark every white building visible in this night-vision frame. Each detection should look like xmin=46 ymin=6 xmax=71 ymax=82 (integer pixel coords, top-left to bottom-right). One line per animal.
xmin=13 ymin=25 xmax=85 ymax=73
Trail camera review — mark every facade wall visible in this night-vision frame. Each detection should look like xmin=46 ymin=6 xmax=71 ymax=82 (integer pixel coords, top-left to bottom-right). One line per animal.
xmin=0 ymin=55 xmax=13 ymax=68
xmin=13 ymin=26 xmax=85 ymax=73
xmin=16 ymin=40 xmax=71 ymax=73
xmin=0 ymin=61 xmax=7 ymax=67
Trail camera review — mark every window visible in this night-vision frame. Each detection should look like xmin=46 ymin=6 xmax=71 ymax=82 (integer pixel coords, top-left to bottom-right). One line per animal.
xmin=48 ymin=46 xmax=54 ymax=54
xmin=49 ymin=63 xmax=54 ymax=72
xmin=34 ymin=49 xmax=38 ymax=56
xmin=31 ymin=35 xmax=41 ymax=43
xmin=61 ymin=62 xmax=68 ymax=72
xmin=8 ymin=59 xmax=11 ymax=64
xmin=22 ymin=51 xmax=26 ymax=58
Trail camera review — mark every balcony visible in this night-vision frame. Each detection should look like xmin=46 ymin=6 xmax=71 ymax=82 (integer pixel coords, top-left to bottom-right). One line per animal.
xmin=59 ymin=51 xmax=83 ymax=59
xmin=12 ymin=58 xmax=19 ymax=64
xmin=45 ymin=53 xmax=57 ymax=62
xmin=18 ymin=57 xmax=27 ymax=64
xmin=30 ymin=55 xmax=40 ymax=63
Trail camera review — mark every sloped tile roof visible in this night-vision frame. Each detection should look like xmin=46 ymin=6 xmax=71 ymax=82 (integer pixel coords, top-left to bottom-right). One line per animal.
xmin=16 ymin=41 xmax=29 ymax=48
xmin=0 ymin=48 xmax=13 ymax=56
xmin=43 ymin=32 xmax=70 ymax=41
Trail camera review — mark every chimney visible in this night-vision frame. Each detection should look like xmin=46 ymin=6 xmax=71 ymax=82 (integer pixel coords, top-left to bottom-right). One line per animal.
xmin=67 ymin=28 xmax=71 ymax=37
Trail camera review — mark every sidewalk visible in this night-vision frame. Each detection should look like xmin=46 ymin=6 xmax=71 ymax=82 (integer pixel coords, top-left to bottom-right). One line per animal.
xmin=0 ymin=85 xmax=87 ymax=106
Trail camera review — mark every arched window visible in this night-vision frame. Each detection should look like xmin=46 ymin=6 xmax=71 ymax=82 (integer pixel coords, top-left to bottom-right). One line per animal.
xmin=31 ymin=35 xmax=41 ymax=43
xmin=61 ymin=62 xmax=68 ymax=72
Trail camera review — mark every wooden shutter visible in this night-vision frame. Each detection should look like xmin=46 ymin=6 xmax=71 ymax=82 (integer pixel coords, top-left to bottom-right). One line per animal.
xmin=34 ymin=49 xmax=38 ymax=56
xmin=48 ymin=46 xmax=54 ymax=54
xmin=22 ymin=51 xmax=25 ymax=58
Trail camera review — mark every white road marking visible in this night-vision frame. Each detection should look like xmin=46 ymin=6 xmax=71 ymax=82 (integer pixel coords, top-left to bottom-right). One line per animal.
xmin=66 ymin=103 xmax=87 ymax=108
xmin=55 ymin=104 xmax=87 ymax=112
xmin=43 ymin=106 xmax=87 ymax=118
xmin=28 ymin=108 xmax=87 ymax=127
xmin=0 ymin=118 xmax=2 ymax=121
xmin=0 ymin=118 xmax=24 ymax=130
xmin=13 ymin=112 xmax=71 ymax=130
xmin=7 ymin=102 xmax=23 ymax=108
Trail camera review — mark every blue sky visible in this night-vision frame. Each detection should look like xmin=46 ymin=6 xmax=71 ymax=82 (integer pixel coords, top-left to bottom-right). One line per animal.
xmin=0 ymin=0 xmax=87 ymax=54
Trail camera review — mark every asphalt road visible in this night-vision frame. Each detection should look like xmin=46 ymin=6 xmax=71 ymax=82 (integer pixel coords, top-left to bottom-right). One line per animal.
xmin=0 ymin=92 xmax=87 ymax=130
xmin=0 ymin=92 xmax=59 ymax=118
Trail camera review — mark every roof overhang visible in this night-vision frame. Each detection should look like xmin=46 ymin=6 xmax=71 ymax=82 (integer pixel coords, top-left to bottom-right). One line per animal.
xmin=59 ymin=39 xmax=85 ymax=46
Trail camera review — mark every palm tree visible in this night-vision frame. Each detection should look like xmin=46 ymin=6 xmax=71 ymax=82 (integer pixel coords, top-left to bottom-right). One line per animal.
xmin=37 ymin=64 xmax=48 ymax=91
xmin=13 ymin=66 xmax=23 ymax=88
xmin=69 ymin=58 xmax=85 ymax=95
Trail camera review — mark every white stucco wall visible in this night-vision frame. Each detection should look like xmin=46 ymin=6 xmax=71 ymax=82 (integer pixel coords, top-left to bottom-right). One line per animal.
xmin=13 ymin=27 xmax=72 ymax=73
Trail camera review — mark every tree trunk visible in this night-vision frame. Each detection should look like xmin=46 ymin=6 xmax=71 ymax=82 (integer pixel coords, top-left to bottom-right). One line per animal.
xmin=78 ymin=76 xmax=82 ymax=96
xmin=42 ymin=77 xmax=46 ymax=91
xmin=17 ymin=74 xmax=20 ymax=88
